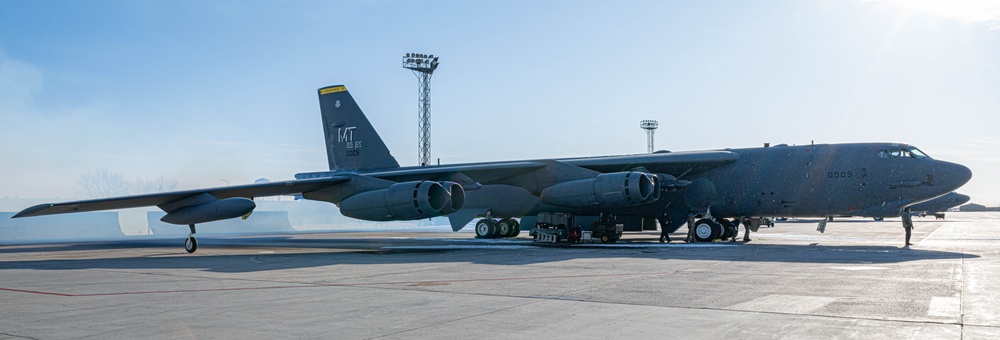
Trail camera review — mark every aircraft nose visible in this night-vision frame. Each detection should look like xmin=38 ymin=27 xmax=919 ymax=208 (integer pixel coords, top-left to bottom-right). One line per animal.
xmin=936 ymin=161 xmax=973 ymax=190
xmin=955 ymin=193 xmax=971 ymax=205
xmin=955 ymin=164 xmax=972 ymax=186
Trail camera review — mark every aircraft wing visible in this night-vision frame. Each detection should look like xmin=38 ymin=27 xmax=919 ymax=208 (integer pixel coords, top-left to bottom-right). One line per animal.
xmin=301 ymin=161 xmax=549 ymax=184
xmin=562 ymin=150 xmax=740 ymax=176
xmin=12 ymin=176 xmax=349 ymax=218
xmin=306 ymin=151 xmax=739 ymax=185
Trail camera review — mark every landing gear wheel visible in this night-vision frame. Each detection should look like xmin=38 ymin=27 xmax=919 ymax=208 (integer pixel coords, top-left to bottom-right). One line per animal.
xmin=497 ymin=219 xmax=513 ymax=237
xmin=873 ymin=217 xmax=884 ymax=221
xmin=510 ymin=220 xmax=521 ymax=237
xmin=475 ymin=219 xmax=495 ymax=238
xmin=694 ymin=219 xmax=720 ymax=242
xmin=710 ymin=221 xmax=723 ymax=241
xmin=184 ymin=236 xmax=198 ymax=253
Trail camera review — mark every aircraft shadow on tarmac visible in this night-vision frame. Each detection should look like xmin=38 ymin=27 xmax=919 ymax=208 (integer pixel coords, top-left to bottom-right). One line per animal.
xmin=773 ymin=218 xmax=958 ymax=224
xmin=0 ymin=236 xmax=978 ymax=273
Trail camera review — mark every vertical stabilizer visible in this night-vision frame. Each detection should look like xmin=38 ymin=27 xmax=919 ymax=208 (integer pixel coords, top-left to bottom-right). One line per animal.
xmin=318 ymin=85 xmax=400 ymax=171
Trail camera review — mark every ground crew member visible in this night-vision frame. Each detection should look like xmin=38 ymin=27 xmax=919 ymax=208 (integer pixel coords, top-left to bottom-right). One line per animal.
xmin=724 ymin=218 xmax=738 ymax=242
xmin=741 ymin=217 xmax=753 ymax=242
xmin=658 ymin=212 xmax=671 ymax=243
xmin=902 ymin=208 xmax=914 ymax=247
xmin=686 ymin=214 xmax=696 ymax=243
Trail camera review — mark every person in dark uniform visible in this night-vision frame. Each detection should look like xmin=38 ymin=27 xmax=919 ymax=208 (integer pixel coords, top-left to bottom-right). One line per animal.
xmin=725 ymin=218 xmax=738 ymax=242
xmin=685 ymin=214 xmax=696 ymax=243
xmin=658 ymin=213 xmax=671 ymax=243
xmin=901 ymin=208 xmax=914 ymax=247
xmin=741 ymin=217 xmax=752 ymax=242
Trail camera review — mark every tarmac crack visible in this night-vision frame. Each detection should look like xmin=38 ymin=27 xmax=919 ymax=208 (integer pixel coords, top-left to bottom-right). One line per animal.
xmin=0 ymin=331 xmax=39 ymax=340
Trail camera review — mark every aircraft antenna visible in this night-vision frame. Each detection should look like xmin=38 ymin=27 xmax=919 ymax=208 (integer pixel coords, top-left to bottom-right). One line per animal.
xmin=402 ymin=53 xmax=440 ymax=166
xmin=640 ymin=120 xmax=659 ymax=153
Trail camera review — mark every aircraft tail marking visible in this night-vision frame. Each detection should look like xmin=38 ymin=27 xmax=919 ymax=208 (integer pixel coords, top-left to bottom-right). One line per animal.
xmin=318 ymin=85 xmax=400 ymax=171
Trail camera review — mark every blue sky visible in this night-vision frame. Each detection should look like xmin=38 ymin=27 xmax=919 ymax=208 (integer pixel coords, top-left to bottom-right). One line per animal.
xmin=2 ymin=0 xmax=999 ymax=205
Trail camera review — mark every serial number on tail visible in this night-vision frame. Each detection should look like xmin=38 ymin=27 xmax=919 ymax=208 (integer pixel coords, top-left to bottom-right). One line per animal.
xmin=346 ymin=150 xmax=360 ymax=157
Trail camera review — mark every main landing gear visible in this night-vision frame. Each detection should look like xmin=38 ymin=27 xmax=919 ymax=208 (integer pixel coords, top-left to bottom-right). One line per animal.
xmin=692 ymin=219 xmax=722 ymax=243
xmin=691 ymin=218 xmax=741 ymax=243
xmin=185 ymin=224 xmax=199 ymax=253
xmin=474 ymin=218 xmax=521 ymax=239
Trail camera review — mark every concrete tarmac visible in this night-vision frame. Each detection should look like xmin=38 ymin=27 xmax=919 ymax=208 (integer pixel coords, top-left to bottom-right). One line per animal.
xmin=2 ymin=212 xmax=999 ymax=339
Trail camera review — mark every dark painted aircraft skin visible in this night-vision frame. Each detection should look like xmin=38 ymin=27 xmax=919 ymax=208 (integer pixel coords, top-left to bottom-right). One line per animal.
xmin=847 ymin=192 xmax=971 ymax=219
xmin=14 ymin=85 xmax=973 ymax=251
xmin=356 ymin=142 xmax=972 ymax=233
xmin=908 ymin=192 xmax=971 ymax=214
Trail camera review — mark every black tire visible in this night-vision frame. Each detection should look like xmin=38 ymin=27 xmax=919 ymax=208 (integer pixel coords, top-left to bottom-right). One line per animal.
xmin=475 ymin=219 xmax=492 ymax=238
xmin=693 ymin=219 xmax=718 ymax=242
xmin=511 ymin=220 xmax=521 ymax=237
xmin=873 ymin=217 xmax=884 ymax=221
xmin=185 ymin=236 xmax=198 ymax=253
xmin=485 ymin=221 xmax=498 ymax=238
xmin=710 ymin=221 xmax=723 ymax=240
xmin=497 ymin=219 xmax=512 ymax=237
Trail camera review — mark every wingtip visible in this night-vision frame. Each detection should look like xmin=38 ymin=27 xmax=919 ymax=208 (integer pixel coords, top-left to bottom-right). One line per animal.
xmin=11 ymin=204 xmax=53 ymax=218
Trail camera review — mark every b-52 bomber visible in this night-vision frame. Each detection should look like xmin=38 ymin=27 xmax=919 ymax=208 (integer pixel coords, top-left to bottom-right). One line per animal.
xmin=849 ymin=191 xmax=970 ymax=220
xmin=14 ymin=85 xmax=973 ymax=252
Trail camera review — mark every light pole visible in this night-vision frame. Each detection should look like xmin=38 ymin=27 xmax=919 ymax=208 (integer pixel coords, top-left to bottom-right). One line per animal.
xmin=640 ymin=120 xmax=659 ymax=153
xmin=402 ymin=53 xmax=440 ymax=166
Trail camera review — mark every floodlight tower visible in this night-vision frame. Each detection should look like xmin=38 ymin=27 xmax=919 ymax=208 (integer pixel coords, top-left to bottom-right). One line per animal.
xmin=402 ymin=53 xmax=440 ymax=166
xmin=640 ymin=120 xmax=659 ymax=153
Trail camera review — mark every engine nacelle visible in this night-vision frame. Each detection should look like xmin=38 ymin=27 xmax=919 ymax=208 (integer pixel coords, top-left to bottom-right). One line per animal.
xmin=540 ymin=171 xmax=656 ymax=208
xmin=645 ymin=174 xmax=661 ymax=202
xmin=160 ymin=197 xmax=256 ymax=225
xmin=339 ymin=181 xmax=455 ymax=221
xmin=438 ymin=181 xmax=465 ymax=215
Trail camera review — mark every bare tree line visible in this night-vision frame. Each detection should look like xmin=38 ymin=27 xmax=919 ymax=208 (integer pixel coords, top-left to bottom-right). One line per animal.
xmin=78 ymin=169 xmax=178 ymax=198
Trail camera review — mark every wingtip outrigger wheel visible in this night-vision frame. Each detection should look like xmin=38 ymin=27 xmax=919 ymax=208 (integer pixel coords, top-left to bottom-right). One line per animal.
xmin=185 ymin=224 xmax=198 ymax=253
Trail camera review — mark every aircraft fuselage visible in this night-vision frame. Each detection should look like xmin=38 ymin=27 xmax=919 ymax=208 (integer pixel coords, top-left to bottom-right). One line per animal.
xmin=429 ymin=143 xmax=971 ymax=231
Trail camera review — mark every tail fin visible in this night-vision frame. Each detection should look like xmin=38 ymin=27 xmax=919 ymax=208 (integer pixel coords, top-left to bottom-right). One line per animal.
xmin=318 ymin=85 xmax=400 ymax=171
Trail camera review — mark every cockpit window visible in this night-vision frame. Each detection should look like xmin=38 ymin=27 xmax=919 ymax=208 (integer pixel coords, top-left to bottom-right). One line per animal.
xmin=878 ymin=147 xmax=931 ymax=159
xmin=909 ymin=147 xmax=929 ymax=159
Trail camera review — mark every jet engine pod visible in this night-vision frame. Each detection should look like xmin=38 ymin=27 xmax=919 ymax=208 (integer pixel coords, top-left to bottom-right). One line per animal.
xmin=645 ymin=174 xmax=660 ymax=203
xmin=540 ymin=171 xmax=655 ymax=208
xmin=438 ymin=181 xmax=465 ymax=214
xmin=160 ymin=197 xmax=257 ymax=225
xmin=339 ymin=180 xmax=451 ymax=221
